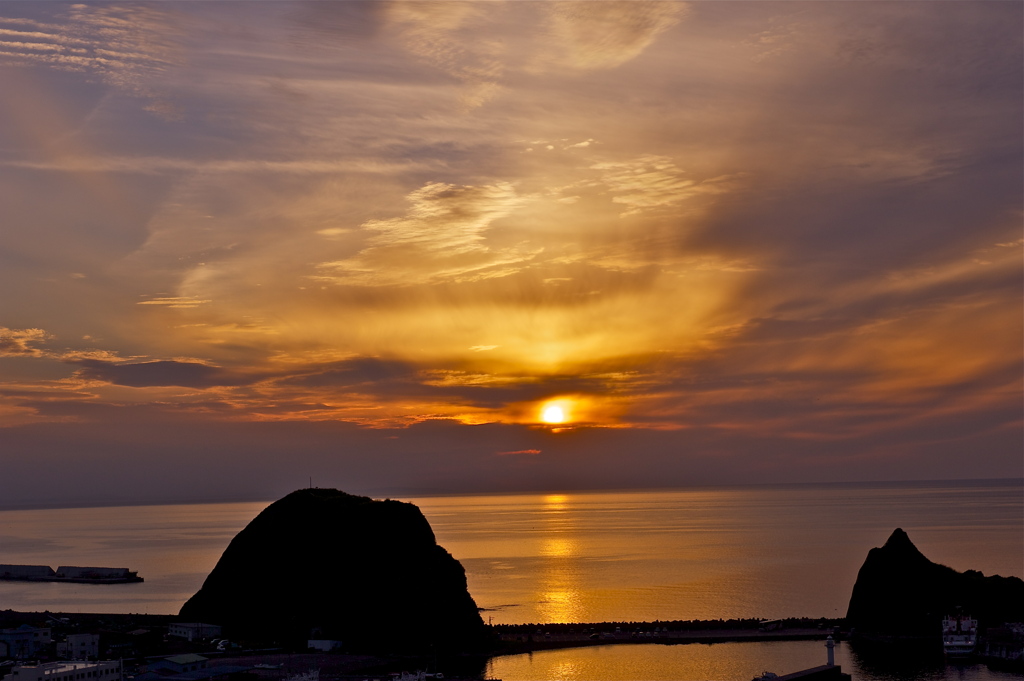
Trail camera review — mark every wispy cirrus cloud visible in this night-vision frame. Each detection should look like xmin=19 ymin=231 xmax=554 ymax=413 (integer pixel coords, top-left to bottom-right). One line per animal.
xmin=542 ymin=1 xmax=687 ymax=70
xmin=384 ymin=1 xmax=688 ymax=107
xmin=385 ymin=1 xmax=504 ymax=108
xmin=316 ymin=181 xmax=539 ymax=286
xmin=591 ymin=156 xmax=740 ymax=217
xmin=137 ymin=297 xmax=211 ymax=309
xmin=0 ymin=156 xmax=436 ymax=175
xmin=0 ymin=5 xmax=183 ymax=113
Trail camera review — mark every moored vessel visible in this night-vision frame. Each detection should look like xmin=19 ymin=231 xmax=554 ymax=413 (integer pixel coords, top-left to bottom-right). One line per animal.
xmin=943 ymin=613 xmax=977 ymax=657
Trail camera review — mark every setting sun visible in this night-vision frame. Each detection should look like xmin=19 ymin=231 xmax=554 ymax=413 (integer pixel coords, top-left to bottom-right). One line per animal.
xmin=541 ymin=403 xmax=567 ymax=424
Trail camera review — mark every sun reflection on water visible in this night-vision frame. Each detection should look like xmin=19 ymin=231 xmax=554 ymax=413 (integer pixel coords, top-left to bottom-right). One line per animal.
xmin=540 ymin=537 xmax=577 ymax=557
xmin=537 ymin=492 xmax=586 ymax=622
xmin=549 ymin=659 xmax=582 ymax=681
xmin=539 ymin=587 xmax=584 ymax=624
xmin=544 ymin=493 xmax=569 ymax=510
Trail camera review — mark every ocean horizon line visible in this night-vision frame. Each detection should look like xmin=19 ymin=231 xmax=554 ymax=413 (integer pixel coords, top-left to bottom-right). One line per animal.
xmin=1 ymin=476 xmax=1019 ymax=513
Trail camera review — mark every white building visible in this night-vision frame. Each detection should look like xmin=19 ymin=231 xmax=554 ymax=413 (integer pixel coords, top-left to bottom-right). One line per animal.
xmin=167 ymin=624 xmax=222 ymax=642
xmin=57 ymin=634 xmax=100 ymax=660
xmin=306 ymin=640 xmax=342 ymax=652
xmin=9 ymin=660 xmax=121 ymax=681
xmin=0 ymin=626 xmax=52 ymax=659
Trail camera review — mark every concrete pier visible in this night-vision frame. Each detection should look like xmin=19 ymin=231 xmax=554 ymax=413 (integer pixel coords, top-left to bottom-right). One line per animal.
xmin=771 ymin=664 xmax=851 ymax=680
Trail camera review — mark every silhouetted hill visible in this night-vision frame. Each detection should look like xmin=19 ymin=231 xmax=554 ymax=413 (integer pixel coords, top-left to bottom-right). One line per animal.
xmin=179 ymin=488 xmax=489 ymax=654
xmin=846 ymin=528 xmax=1024 ymax=637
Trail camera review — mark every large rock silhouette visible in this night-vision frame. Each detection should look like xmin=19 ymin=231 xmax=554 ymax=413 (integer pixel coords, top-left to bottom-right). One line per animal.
xmin=179 ymin=488 xmax=488 ymax=653
xmin=846 ymin=528 xmax=1024 ymax=637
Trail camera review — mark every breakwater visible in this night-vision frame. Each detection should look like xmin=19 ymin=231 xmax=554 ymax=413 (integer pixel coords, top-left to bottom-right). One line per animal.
xmin=493 ymin=617 xmax=843 ymax=653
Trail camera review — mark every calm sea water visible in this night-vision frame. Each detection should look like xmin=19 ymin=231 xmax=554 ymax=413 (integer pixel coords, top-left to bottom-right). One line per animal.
xmin=0 ymin=480 xmax=1021 ymax=680
xmin=412 ymin=480 xmax=1023 ymax=625
xmin=485 ymin=639 xmax=1024 ymax=681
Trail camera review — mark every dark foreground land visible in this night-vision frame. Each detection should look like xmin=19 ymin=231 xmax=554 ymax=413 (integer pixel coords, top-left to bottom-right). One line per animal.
xmin=0 ymin=611 xmax=845 ymax=680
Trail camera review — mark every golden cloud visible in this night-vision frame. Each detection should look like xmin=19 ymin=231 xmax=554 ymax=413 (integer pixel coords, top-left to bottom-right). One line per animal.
xmin=0 ymin=327 xmax=50 ymax=357
xmin=316 ymin=181 xmax=539 ymax=286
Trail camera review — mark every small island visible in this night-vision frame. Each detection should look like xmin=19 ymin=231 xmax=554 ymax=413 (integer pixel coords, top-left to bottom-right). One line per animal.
xmin=179 ymin=488 xmax=489 ymax=655
xmin=846 ymin=528 xmax=1024 ymax=639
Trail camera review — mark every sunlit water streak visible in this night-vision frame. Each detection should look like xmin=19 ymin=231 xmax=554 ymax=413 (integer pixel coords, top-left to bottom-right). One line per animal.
xmin=0 ymin=480 xmax=1020 ymax=627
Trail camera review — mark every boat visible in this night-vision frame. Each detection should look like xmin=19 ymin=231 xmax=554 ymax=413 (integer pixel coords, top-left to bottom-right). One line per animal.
xmin=943 ymin=613 xmax=977 ymax=657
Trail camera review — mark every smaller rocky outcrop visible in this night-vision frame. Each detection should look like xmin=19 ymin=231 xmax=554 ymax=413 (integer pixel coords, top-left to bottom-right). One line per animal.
xmin=179 ymin=488 xmax=490 ymax=654
xmin=846 ymin=528 xmax=1024 ymax=637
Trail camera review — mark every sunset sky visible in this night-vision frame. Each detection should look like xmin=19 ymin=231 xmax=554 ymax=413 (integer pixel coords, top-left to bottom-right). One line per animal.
xmin=1 ymin=1 xmax=1021 ymax=508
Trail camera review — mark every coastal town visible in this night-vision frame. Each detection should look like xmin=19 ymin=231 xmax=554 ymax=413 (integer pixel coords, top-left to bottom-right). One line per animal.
xmin=1 ymin=610 xmax=1022 ymax=681
xmin=0 ymin=612 xmax=442 ymax=681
